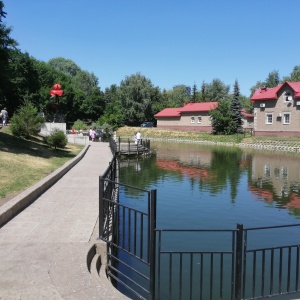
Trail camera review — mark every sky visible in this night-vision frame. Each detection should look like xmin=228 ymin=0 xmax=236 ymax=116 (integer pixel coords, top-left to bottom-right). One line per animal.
xmin=3 ymin=0 xmax=300 ymax=96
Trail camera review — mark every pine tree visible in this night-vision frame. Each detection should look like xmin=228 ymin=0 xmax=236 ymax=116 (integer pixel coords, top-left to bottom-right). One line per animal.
xmin=231 ymin=80 xmax=243 ymax=133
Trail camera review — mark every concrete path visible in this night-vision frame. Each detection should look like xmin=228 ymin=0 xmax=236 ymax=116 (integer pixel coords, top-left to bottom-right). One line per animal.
xmin=0 ymin=142 xmax=128 ymax=299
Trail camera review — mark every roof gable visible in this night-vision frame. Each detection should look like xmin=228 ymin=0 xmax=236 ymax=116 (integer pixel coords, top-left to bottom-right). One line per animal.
xmin=251 ymin=81 xmax=300 ymax=102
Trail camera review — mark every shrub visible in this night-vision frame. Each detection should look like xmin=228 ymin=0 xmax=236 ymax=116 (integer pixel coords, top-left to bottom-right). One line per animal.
xmin=10 ymin=102 xmax=45 ymax=138
xmin=44 ymin=129 xmax=68 ymax=150
xmin=72 ymin=119 xmax=88 ymax=130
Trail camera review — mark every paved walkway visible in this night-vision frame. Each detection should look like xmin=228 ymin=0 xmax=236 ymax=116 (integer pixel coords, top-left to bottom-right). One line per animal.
xmin=0 ymin=142 xmax=128 ymax=299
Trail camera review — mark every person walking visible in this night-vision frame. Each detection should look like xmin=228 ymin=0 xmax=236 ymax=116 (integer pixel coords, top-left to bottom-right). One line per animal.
xmin=1 ymin=107 xmax=8 ymax=126
xmin=136 ymin=131 xmax=141 ymax=144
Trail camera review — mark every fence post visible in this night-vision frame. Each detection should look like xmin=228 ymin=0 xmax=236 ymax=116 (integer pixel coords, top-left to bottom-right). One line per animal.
xmin=235 ymin=223 xmax=244 ymax=300
xmin=99 ymin=175 xmax=104 ymax=238
xmin=149 ymin=189 xmax=157 ymax=300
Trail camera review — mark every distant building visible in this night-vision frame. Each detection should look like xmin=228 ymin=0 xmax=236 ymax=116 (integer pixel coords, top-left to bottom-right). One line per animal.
xmin=250 ymin=81 xmax=300 ymax=136
xmin=154 ymin=102 xmax=253 ymax=132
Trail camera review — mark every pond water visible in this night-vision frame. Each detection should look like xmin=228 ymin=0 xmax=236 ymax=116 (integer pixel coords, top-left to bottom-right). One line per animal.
xmin=120 ymin=141 xmax=300 ymax=229
xmin=118 ymin=141 xmax=300 ymax=299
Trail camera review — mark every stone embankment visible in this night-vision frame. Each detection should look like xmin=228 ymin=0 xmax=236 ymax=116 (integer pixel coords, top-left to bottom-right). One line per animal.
xmin=136 ymin=136 xmax=300 ymax=154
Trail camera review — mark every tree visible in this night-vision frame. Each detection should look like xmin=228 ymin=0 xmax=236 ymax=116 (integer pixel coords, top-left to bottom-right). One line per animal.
xmin=230 ymin=80 xmax=243 ymax=133
xmin=10 ymin=101 xmax=44 ymax=138
xmin=0 ymin=1 xmax=18 ymax=106
xmin=209 ymin=98 xmax=235 ymax=135
xmin=265 ymin=70 xmax=280 ymax=88
xmin=191 ymin=83 xmax=197 ymax=102
xmin=205 ymin=79 xmax=230 ymax=102
xmin=44 ymin=129 xmax=67 ymax=150
xmin=289 ymin=66 xmax=300 ymax=82
xmin=165 ymin=85 xmax=190 ymax=108
xmin=119 ymin=73 xmax=157 ymax=126
xmin=100 ymin=85 xmax=124 ymax=128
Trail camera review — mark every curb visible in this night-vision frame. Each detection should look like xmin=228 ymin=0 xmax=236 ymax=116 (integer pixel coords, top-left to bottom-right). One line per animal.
xmin=0 ymin=145 xmax=90 ymax=228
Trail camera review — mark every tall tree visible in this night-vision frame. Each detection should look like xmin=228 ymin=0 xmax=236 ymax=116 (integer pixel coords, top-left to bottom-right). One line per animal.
xmin=119 ymin=73 xmax=157 ymax=126
xmin=230 ymin=80 xmax=243 ymax=133
xmin=205 ymin=78 xmax=230 ymax=102
xmin=209 ymin=98 xmax=235 ymax=135
xmin=265 ymin=70 xmax=280 ymax=88
xmin=0 ymin=0 xmax=18 ymax=106
xmin=191 ymin=83 xmax=197 ymax=102
xmin=166 ymin=85 xmax=190 ymax=108
xmin=289 ymin=66 xmax=300 ymax=82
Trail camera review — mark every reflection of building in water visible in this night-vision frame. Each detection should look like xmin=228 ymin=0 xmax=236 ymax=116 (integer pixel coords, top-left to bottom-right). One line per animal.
xmin=156 ymin=159 xmax=216 ymax=182
xmin=156 ymin=144 xmax=213 ymax=168
xmin=250 ymin=153 xmax=300 ymax=201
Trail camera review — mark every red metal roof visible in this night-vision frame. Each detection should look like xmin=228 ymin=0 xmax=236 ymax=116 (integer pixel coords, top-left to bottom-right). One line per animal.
xmin=241 ymin=108 xmax=254 ymax=118
xmin=250 ymin=81 xmax=300 ymax=102
xmin=154 ymin=108 xmax=181 ymax=117
xmin=154 ymin=102 xmax=218 ymax=118
xmin=178 ymin=102 xmax=218 ymax=112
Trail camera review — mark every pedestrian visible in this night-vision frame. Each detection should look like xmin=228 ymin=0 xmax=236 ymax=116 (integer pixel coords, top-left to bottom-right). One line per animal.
xmin=136 ymin=131 xmax=141 ymax=144
xmin=89 ymin=128 xmax=92 ymax=140
xmin=91 ymin=128 xmax=96 ymax=142
xmin=134 ymin=132 xmax=137 ymax=144
xmin=1 ymin=107 xmax=8 ymax=126
xmin=98 ymin=129 xmax=103 ymax=142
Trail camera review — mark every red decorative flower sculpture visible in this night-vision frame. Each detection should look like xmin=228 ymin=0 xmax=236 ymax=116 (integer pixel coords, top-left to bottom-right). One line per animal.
xmin=50 ymin=83 xmax=63 ymax=110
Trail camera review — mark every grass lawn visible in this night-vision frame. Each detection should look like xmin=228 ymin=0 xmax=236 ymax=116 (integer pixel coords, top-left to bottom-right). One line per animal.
xmin=116 ymin=126 xmax=300 ymax=144
xmin=0 ymin=126 xmax=84 ymax=206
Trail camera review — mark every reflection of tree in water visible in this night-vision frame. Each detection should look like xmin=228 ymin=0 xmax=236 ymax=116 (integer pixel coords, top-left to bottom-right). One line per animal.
xmin=209 ymin=147 xmax=244 ymax=202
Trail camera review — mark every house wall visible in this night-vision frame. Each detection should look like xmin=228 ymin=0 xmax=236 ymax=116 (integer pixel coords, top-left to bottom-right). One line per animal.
xmin=242 ymin=116 xmax=253 ymax=129
xmin=253 ymin=86 xmax=300 ymax=135
xmin=156 ymin=112 xmax=213 ymax=132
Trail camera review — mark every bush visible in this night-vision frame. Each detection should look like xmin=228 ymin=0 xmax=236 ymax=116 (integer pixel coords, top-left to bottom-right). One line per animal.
xmin=10 ymin=102 xmax=45 ymax=138
xmin=72 ymin=119 xmax=88 ymax=130
xmin=44 ymin=129 xmax=68 ymax=150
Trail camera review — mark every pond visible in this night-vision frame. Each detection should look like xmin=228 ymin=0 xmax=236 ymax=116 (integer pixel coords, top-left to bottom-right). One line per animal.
xmin=117 ymin=141 xmax=300 ymax=299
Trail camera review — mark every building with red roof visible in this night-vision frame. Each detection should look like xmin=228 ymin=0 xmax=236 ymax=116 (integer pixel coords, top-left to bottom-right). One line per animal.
xmin=250 ymin=81 xmax=300 ymax=136
xmin=154 ymin=102 xmax=218 ymax=132
xmin=154 ymin=102 xmax=253 ymax=132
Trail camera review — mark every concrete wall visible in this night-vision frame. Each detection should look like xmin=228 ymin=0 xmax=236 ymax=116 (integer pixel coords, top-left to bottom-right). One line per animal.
xmin=40 ymin=122 xmax=66 ymax=136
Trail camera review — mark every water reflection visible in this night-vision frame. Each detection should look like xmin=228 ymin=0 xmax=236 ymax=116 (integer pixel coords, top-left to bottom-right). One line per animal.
xmin=119 ymin=141 xmax=300 ymax=227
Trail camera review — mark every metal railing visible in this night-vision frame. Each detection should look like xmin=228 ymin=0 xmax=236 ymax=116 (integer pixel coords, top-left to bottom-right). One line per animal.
xmin=99 ymin=157 xmax=300 ymax=300
xmin=110 ymin=137 xmax=151 ymax=156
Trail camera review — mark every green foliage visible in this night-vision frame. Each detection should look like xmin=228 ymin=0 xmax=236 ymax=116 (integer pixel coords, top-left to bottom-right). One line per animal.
xmin=231 ymin=80 xmax=243 ymax=133
xmin=44 ymin=129 xmax=67 ymax=150
xmin=72 ymin=119 xmax=88 ymax=130
xmin=265 ymin=70 xmax=280 ymax=88
xmin=166 ymin=85 xmax=190 ymax=107
xmin=119 ymin=73 xmax=158 ymax=126
xmin=210 ymin=99 xmax=236 ymax=135
xmin=10 ymin=101 xmax=44 ymax=138
xmin=203 ymin=79 xmax=230 ymax=102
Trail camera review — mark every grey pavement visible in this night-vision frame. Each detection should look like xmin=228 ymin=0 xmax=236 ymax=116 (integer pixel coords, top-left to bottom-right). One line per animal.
xmin=0 ymin=142 xmax=128 ymax=299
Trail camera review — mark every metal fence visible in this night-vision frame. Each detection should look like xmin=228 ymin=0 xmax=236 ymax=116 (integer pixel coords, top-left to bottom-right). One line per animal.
xmin=99 ymin=156 xmax=300 ymax=300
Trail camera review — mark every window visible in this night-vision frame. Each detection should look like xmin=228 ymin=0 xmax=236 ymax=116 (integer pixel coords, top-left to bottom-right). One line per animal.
xmin=191 ymin=116 xmax=195 ymax=124
xmin=264 ymin=164 xmax=271 ymax=178
xmin=266 ymin=113 xmax=273 ymax=124
xmin=284 ymin=90 xmax=293 ymax=102
xmin=283 ymin=113 xmax=290 ymax=124
xmin=197 ymin=116 xmax=202 ymax=124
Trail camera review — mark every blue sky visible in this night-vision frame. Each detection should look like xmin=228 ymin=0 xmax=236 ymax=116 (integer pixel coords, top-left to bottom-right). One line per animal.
xmin=4 ymin=0 xmax=300 ymax=96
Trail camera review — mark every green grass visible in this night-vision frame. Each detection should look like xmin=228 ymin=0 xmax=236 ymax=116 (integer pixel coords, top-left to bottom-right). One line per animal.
xmin=0 ymin=126 xmax=84 ymax=204
xmin=116 ymin=126 xmax=300 ymax=144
